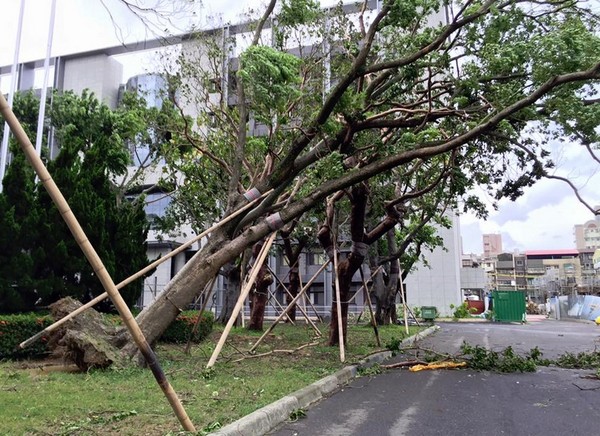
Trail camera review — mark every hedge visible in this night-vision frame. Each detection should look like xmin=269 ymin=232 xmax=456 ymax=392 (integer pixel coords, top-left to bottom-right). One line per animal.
xmin=160 ymin=311 xmax=214 ymax=344
xmin=0 ymin=310 xmax=214 ymax=360
xmin=0 ymin=313 xmax=53 ymax=359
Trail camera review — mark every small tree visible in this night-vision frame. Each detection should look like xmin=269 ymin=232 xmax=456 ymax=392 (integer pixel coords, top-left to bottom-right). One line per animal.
xmin=0 ymin=90 xmax=161 ymax=312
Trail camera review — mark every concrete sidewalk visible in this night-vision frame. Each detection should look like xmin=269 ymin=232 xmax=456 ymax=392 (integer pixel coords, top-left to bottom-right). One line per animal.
xmin=209 ymin=325 xmax=440 ymax=436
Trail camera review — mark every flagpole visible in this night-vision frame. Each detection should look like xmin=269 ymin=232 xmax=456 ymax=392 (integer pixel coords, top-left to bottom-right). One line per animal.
xmin=0 ymin=0 xmax=26 ymax=190
xmin=35 ymin=0 xmax=57 ymax=158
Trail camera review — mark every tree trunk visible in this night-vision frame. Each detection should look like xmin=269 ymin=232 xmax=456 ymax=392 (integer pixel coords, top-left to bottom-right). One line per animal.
xmin=327 ymin=255 xmax=363 ymax=346
xmin=280 ymin=224 xmax=306 ymax=323
xmin=217 ymin=261 xmax=242 ymax=325
xmin=285 ymin=264 xmax=301 ymax=322
xmin=373 ymin=230 xmax=400 ymax=325
xmin=121 ymin=230 xmax=236 ymax=358
xmin=248 ymin=241 xmax=274 ymax=331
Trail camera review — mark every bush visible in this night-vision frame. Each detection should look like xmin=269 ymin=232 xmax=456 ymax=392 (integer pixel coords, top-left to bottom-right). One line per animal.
xmin=0 ymin=313 xmax=53 ymax=359
xmin=160 ymin=311 xmax=214 ymax=344
xmin=450 ymin=302 xmax=477 ymax=319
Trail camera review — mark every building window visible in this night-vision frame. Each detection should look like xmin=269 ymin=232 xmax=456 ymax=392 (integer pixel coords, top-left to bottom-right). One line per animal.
xmin=307 ymin=252 xmax=328 ymax=266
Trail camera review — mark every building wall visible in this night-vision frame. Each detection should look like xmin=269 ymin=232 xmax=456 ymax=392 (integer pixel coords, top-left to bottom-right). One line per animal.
xmin=404 ymin=212 xmax=462 ymax=317
xmin=460 ymin=267 xmax=488 ymax=298
xmin=483 ymin=233 xmax=503 ymax=257
xmin=62 ymin=54 xmax=123 ymax=108
xmin=574 ymin=208 xmax=600 ymax=250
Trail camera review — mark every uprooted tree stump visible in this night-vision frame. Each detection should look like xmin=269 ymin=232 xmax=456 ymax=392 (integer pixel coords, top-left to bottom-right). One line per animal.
xmin=48 ymin=297 xmax=131 ymax=371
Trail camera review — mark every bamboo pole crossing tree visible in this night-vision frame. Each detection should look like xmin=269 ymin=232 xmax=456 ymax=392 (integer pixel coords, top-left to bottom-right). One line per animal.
xmin=18 ymin=190 xmax=270 ymax=350
xmin=249 ymin=260 xmax=331 ymax=353
xmin=359 ymin=268 xmax=381 ymax=348
xmin=332 ymin=236 xmax=345 ymax=363
xmin=267 ymin=265 xmax=321 ymax=335
xmin=206 ymin=232 xmax=278 ymax=368
xmin=0 ymin=93 xmax=196 ymax=432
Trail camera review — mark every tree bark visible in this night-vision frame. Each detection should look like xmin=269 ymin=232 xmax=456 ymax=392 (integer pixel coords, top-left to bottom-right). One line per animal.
xmin=248 ymin=240 xmax=274 ymax=331
xmin=217 ymin=260 xmax=241 ymax=325
xmin=374 ymin=230 xmax=400 ymax=325
xmin=280 ymin=225 xmax=306 ymax=322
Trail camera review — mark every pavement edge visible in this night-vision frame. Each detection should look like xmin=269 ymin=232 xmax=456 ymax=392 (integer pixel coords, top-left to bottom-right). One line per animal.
xmin=209 ymin=324 xmax=440 ymax=436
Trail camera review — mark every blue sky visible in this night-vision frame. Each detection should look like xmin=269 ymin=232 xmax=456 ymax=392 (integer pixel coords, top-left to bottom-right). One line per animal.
xmin=2 ymin=0 xmax=599 ymax=254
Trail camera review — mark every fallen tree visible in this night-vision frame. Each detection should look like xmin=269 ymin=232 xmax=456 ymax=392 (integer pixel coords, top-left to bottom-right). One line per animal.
xmin=8 ymin=0 xmax=600 ymax=367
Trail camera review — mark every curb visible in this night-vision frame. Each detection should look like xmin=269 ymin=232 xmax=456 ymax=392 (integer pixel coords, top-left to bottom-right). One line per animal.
xmin=209 ymin=324 xmax=440 ymax=436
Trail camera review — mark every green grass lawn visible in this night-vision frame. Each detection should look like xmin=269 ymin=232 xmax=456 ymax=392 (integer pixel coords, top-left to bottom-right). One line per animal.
xmin=0 ymin=321 xmax=423 ymax=435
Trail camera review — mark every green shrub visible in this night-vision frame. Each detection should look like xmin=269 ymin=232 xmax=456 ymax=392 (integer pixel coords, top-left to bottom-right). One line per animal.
xmin=160 ymin=311 xmax=214 ymax=344
xmin=0 ymin=313 xmax=53 ymax=359
xmin=450 ymin=302 xmax=477 ymax=319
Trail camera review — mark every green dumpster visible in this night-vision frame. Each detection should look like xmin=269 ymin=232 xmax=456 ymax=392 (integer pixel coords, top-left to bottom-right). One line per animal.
xmin=492 ymin=290 xmax=526 ymax=322
xmin=421 ymin=306 xmax=437 ymax=321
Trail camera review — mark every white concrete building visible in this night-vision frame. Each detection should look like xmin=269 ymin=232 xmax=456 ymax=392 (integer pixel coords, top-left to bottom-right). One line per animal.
xmin=404 ymin=212 xmax=463 ymax=317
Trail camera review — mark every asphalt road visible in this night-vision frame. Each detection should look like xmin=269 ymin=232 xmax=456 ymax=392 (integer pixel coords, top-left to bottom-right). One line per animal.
xmin=270 ymin=319 xmax=600 ymax=436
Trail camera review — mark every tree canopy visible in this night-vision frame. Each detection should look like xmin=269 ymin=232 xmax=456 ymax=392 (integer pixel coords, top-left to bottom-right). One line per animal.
xmin=127 ymin=0 xmax=599 ymax=348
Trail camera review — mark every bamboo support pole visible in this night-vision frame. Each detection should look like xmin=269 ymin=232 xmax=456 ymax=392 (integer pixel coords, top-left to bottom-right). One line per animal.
xmin=332 ymin=239 xmax=345 ymax=362
xmin=19 ymin=190 xmax=270 ymax=350
xmin=359 ymin=268 xmax=381 ymax=347
xmin=206 ymin=232 xmax=277 ymax=368
xmin=398 ymin=266 xmax=410 ymax=335
xmin=184 ymin=277 xmax=216 ymax=354
xmin=405 ymin=303 xmax=422 ymax=328
xmin=267 ymin=265 xmax=320 ymax=335
xmin=347 ymin=265 xmax=383 ymax=304
xmin=266 ymin=288 xmax=296 ymax=325
xmin=0 ymin=93 xmax=196 ymax=432
xmin=398 ymin=265 xmax=420 ymax=328
xmin=297 ymin=271 xmax=324 ymax=323
xmin=249 ymin=260 xmax=330 ymax=353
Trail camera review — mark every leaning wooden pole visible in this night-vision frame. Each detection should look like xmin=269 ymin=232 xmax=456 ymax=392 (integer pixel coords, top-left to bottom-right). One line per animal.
xmin=0 ymin=93 xmax=196 ymax=432
xmin=297 ymin=272 xmax=324 ymax=322
xmin=267 ymin=288 xmax=296 ymax=325
xmin=250 ymin=260 xmax=330 ymax=353
xmin=206 ymin=232 xmax=277 ymax=368
xmin=398 ymin=265 xmax=410 ymax=335
xmin=359 ymin=268 xmax=381 ymax=347
xmin=19 ymin=190 xmax=270 ymax=350
xmin=332 ymin=238 xmax=345 ymax=362
xmin=347 ymin=265 xmax=383 ymax=303
xmin=184 ymin=276 xmax=216 ymax=355
xmin=267 ymin=265 xmax=320 ymax=335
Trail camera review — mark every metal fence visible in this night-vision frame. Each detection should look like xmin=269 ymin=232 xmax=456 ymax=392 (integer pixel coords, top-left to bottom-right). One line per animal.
xmin=550 ymin=295 xmax=600 ymax=322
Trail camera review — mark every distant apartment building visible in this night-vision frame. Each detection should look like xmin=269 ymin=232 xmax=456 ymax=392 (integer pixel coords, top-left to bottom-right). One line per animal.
xmin=482 ymin=233 xmax=503 ymax=257
xmin=574 ymin=207 xmax=600 ymax=250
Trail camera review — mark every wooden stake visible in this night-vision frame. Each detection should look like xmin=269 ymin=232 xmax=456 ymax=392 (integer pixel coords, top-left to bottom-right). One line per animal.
xmin=184 ymin=277 xmax=216 ymax=354
xmin=266 ymin=288 xmax=296 ymax=325
xmin=405 ymin=303 xmax=421 ymax=328
xmin=0 ymin=93 xmax=195 ymax=432
xmin=297 ymin=271 xmax=323 ymax=323
xmin=398 ymin=265 xmax=409 ymax=335
xmin=249 ymin=260 xmax=330 ymax=353
xmin=332 ymin=238 xmax=345 ymax=362
xmin=19 ymin=190 xmax=270 ymax=350
xmin=347 ymin=265 xmax=383 ymax=303
xmin=207 ymin=232 xmax=277 ymax=368
xmin=359 ymin=268 xmax=381 ymax=347
xmin=267 ymin=265 xmax=320 ymax=335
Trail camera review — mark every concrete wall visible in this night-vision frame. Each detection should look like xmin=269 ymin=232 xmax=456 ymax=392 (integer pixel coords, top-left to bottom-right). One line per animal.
xmin=404 ymin=212 xmax=463 ymax=317
xmin=62 ymin=54 xmax=122 ymax=108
